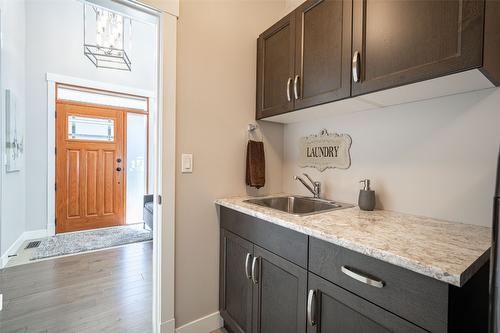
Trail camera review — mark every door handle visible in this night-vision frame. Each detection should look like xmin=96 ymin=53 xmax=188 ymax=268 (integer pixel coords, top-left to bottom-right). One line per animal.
xmin=352 ymin=51 xmax=361 ymax=83
xmin=117 ymin=158 xmax=122 ymax=163
xmin=286 ymin=77 xmax=293 ymax=102
xmin=293 ymin=75 xmax=300 ymax=100
xmin=307 ymin=289 xmax=318 ymax=327
xmin=116 ymin=167 xmax=122 ymax=172
xmin=251 ymin=256 xmax=259 ymax=285
xmin=341 ymin=266 xmax=384 ymax=288
xmin=244 ymin=253 xmax=252 ymax=280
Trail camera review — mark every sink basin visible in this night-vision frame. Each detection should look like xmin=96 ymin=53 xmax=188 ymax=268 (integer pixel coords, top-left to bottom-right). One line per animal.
xmin=244 ymin=196 xmax=352 ymax=216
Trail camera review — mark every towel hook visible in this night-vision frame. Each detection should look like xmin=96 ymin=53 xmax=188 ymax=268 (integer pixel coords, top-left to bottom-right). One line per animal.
xmin=247 ymin=123 xmax=263 ymax=142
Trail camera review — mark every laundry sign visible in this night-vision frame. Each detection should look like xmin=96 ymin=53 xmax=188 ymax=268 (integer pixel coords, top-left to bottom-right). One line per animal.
xmin=299 ymin=129 xmax=352 ymax=171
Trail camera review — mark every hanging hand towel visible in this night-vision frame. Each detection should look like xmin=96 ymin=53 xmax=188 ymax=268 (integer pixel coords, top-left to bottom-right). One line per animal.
xmin=246 ymin=140 xmax=265 ymax=189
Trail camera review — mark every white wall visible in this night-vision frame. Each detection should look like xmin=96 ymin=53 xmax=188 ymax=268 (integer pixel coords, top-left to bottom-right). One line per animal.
xmin=283 ymin=88 xmax=500 ymax=227
xmin=24 ymin=0 xmax=157 ymax=232
xmin=0 ymin=0 xmax=27 ymax=257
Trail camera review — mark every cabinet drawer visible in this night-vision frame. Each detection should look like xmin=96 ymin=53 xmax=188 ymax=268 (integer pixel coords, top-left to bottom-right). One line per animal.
xmin=309 ymin=237 xmax=448 ymax=332
xmin=308 ymin=272 xmax=427 ymax=333
xmin=220 ymin=206 xmax=308 ymax=268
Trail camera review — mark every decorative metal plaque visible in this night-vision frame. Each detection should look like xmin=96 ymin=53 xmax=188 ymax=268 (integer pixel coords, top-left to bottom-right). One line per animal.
xmin=299 ymin=129 xmax=352 ymax=171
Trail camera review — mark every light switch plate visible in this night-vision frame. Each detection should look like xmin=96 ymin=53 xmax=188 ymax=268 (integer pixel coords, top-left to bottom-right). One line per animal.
xmin=181 ymin=153 xmax=193 ymax=173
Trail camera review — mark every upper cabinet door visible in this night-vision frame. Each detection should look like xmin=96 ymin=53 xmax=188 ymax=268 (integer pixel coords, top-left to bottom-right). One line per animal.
xmin=256 ymin=14 xmax=296 ymax=119
xmin=294 ymin=0 xmax=352 ymax=110
xmin=351 ymin=0 xmax=485 ymax=96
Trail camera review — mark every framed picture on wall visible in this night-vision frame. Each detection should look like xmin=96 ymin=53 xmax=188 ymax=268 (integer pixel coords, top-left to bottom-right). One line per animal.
xmin=5 ymin=89 xmax=24 ymax=172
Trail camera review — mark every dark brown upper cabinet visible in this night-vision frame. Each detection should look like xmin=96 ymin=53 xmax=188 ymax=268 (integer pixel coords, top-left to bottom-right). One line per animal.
xmin=256 ymin=0 xmax=500 ymax=121
xmin=256 ymin=0 xmax=352 ymax=119
xmin=351 ymin=0 xmax=485 ymax=96
xmin=256 ymin=14 xmax=296 ymax=119
xmin=481 ymin=0 xmax=500 ymax=85
xmin=293 ymin=0 xmax=352 ymax=110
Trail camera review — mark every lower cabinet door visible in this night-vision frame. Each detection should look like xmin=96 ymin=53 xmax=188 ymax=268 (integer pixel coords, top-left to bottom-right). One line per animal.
xmin=252 ymin=245 xmax=307 ymax=333
xmin=220 ymin=229 xmax=254 ymax=333
xmin=306 ymin=273 xmax=428 ymax=333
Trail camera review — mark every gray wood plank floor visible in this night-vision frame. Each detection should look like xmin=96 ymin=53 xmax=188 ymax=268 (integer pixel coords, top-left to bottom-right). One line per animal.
xmin=0 ymin=241 xmax=152 ymax=333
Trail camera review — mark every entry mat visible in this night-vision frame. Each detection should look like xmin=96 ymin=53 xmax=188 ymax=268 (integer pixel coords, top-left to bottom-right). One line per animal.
xmin=31 ymin=225 xmax=153 ymax=260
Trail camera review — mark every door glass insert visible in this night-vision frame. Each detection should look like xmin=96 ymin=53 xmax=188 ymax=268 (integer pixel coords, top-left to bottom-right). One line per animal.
xmin=68 ymin=115 xmax=114 ymax=141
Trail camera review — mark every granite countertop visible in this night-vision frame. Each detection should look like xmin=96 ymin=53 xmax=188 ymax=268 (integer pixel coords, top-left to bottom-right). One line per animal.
xmin=215 ymin=195 xmax=492 ymax=287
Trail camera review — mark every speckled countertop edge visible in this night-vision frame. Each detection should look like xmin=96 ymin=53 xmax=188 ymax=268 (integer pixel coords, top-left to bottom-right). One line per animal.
xmin=215 ymin=195 xmax=492 ymax=287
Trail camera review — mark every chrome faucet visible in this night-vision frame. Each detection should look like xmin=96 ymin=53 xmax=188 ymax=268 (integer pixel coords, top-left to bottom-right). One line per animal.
xmin=294 ymin=173 xmax=321 ymax=198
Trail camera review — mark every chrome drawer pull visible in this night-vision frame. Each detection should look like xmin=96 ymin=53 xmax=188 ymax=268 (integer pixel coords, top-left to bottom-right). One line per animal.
xmin=341 ymin=266 xmax=385 ymax=288
xmin=251 ymin=257 xmax=259 ymax=285
xmin=293 ymin=75 xmax=300 ymax=100
xmin=286 ymin=77 xmax=293 ymax=102
xmin=244 ymin=253 xmax=252 ymax=280
xmin=352 ymin=50 xmax=361 ymax=83
xmin=307 ymin=289 xmax=317 ymax=327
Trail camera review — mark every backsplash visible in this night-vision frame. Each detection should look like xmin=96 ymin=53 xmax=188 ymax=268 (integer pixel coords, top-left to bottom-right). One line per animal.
xmin=283 ymin=88 xmax=500 ymax=226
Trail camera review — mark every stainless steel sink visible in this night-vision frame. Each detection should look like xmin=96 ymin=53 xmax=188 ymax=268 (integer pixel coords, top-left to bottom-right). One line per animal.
xmin=244 ymin=196 xmax=353 ymax=216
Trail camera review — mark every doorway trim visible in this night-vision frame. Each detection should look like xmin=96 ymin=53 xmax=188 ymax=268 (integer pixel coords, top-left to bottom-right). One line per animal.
xmin=47 ymin=2 xmax=177 ymax=332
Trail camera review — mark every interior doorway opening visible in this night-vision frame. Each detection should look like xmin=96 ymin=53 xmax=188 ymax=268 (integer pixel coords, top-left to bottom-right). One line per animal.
xmin=0 ymin=0 xmax=172 ymax=331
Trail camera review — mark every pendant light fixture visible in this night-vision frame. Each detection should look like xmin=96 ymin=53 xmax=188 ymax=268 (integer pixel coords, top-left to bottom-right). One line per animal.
xmin=83 ymin=3 xmax=132 ymax=71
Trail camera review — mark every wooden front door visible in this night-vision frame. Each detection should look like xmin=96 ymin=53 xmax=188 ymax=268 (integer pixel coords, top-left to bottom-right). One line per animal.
xmin=56 ymin=102 xmax=125 ymax=233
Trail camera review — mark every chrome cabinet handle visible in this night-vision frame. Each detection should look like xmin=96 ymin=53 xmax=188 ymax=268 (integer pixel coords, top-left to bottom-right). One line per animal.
xmin=244 ymin=253 xmax=252 ymax=280
xmin=293 ymin=75 xmax=300 ymax=100
xmin=307 ymin=289 xmax=317 ymax=327
xmin=341 ymin=266 xmax=384 ymax=288
xmin=286 ymin=77 xmax=293 ymax=102
xmin=352 ymin=51 xmax=361 ymax=83
xmin=251 ymin=256 xmax=259 ymax=285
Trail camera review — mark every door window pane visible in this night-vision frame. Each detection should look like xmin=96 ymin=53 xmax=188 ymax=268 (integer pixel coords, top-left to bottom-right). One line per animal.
xmin=68 ymin=115 xmax=114 ymax=141
xmin=126 ymin=113 xmax=148 ymax=224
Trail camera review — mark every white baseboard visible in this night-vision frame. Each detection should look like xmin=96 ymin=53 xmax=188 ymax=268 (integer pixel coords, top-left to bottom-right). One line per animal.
xmin=0 ymin=229 xmax=49 ymax=268
xmin=175 ymin=311 xmax=223 ymax=333
xmin=0 ymin=233 xmax=26 ymax=268
xmin=160 ymin=318 xmax=175 ymax=333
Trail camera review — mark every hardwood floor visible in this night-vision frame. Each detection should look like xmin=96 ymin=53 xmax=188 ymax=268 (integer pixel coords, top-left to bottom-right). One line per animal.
xmin=0 ymin=241 xmax=152 ymax=333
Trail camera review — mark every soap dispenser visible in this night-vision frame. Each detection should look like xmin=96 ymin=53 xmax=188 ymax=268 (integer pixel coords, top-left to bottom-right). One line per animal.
xmin=358 ymin=179 xmax=376 ymax=211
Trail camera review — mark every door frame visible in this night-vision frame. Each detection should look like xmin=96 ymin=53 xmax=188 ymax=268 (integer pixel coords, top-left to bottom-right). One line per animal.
xmin=44 ymin=2 xmax=177 ymax=332
xmin=47 ymin=76 xmax=155 ymax=235
xmin=54 ymin=89 xmax=151 ymax=229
